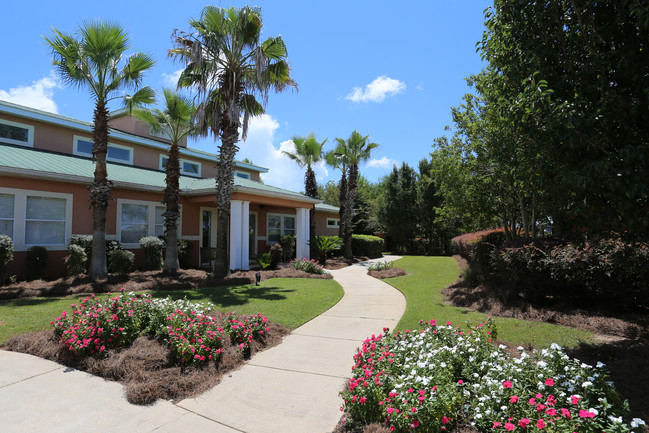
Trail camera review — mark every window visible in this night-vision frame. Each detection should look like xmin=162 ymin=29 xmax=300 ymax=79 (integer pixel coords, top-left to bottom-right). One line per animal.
xmin=326 ymin=218 xmax=340 ymax=228
xmin=234 ymin=170 xmax=250 ymax=180
xmin=267 ymin=214 xmax=295 ymax=244
xmin=25 ymin=196 xmax=67 ymax=245
xmin=0 ymin=193 xmax=14 ymax=237
xmin=160 ymin=155 xmax=202 ymax=177
xmin=0 ymin=119 xmax=34 ymax=147
xmin=73 ymin=136 xmax=133 ymax=164
xmin=118 ymin=200 xmax=180 ymax=244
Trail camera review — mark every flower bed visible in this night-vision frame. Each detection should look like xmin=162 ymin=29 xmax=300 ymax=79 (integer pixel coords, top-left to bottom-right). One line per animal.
xmin=340 ymin=318 xmax=645 ymax=432
xmin=288 ymin=257 xmax=326 ymax=274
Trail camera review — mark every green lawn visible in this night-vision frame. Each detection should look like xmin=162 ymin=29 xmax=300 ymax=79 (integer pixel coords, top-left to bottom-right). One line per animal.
xmin=0 ymin=278 xmax=343 ymax=345
xmin=386 ymin=256 xmax=593 ymax=349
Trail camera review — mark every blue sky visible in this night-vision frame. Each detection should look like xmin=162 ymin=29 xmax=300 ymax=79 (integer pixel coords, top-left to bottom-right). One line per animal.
xmin=1 ymin=0 xmax=491 ymax=192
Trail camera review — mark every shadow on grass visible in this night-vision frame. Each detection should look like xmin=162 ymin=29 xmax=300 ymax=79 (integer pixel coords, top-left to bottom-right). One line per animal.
xmin=0 ymin=297 xmax=67 ymax=307
xmin=149 ymin=285 xmax=294 ymax=307
xmin=566 ymin=338 xmax=649 ymax=423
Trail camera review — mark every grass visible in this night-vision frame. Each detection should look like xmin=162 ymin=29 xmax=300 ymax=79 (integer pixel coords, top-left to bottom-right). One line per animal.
xmin=385 ymin=256 xmax=593 ymax=349
xmin=0 ymin=278 xmax=343 ymax=345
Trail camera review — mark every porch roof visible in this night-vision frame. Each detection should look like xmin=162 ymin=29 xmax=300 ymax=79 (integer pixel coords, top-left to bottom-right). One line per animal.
xmin=0 ymin=144 xmax=320 ymax=204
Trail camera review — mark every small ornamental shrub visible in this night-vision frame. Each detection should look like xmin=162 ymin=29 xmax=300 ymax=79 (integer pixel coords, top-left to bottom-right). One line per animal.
xmin=26 ymin=246 xmax=48 ymax=280
xmin=68 ymin=236 xmax=122 ymax=272
xmin=256 ymin=252 xmax=272 ymax=270
xmin=367 ymin=260 xmax=393 ymax=271
xmin=139 ymin=236 xmax=164 ymax=271
xmin=223 ymin=312 xmax=269 ymax=358
xmin=108 ymin=250 xmax=134 ymax=275
xmin=341 ymin=318 xmax=645 ymax=433
xmin=279 ymin=234 xmax=296 ymax=262
xmin=65 ymin=244 xmax=87 ymax=276
xmin=176 ymin=239 xmax=193 ymax=269
xmin=288 ymin=257 xmax=325 ymax=274
xmin=0 ymin=234 xmax=14 ymax=285
xmin=310 ymin=235 xmax=343 ymax=264
xmin=269 ymin=243 xmax=283 ymax=269
xmin=351 ymin=234 xmax=384 ymax=258
xmin=165 ymin=310 xmax=225 ymax=364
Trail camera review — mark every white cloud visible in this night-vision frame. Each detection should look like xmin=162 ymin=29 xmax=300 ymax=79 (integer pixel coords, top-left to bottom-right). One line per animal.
xmin=345 ymin=76 xmax=406 ymax=103
xmin=237 ymin=114 xmax=328 ymax=192
xmin=367 ymin=156 xmax=397 ymax=169
xmin=161 ymin=69 xmax=183 ymax=88
xmin=0 ymin=73 xmax=60 ymax=113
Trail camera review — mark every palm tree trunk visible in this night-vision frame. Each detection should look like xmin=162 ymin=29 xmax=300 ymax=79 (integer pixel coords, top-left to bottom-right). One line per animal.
xmin=163 ymin=141 xmax=181 ymax=273
xmin=305 ymin=167 xmax=317 ymax=256
xmin=88 ymin=103 xmax=113 ymax=280
xmin=343 ymin=164 xmax=359 ymax=258
xmin=213 ymin=125 xmax=240 ymax=277
xmin=338 ymin=173 xmax=347 ymax=238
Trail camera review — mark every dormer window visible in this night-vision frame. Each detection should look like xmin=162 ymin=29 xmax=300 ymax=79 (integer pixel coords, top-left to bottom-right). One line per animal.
xmin=160 ymin=155 xmax=201 ymax=177
xmin=234 ymin=170 xmax=250 ymax=180
xmin=73 ymin=136 xmax=133 ymax=164
xmin=0 ymin=119 xmax=34 ymax=147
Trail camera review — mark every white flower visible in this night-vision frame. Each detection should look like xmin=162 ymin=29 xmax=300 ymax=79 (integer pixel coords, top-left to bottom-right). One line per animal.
xmin=608 ymin=416 xmax=623 ymax=423
xmin=517 ymin=346 xmax=524 ymax=351
xmin=582 ymin=381 xmax=593 ymax=388
xmin=596 ymin=361 xmax=605 ymax=368
xmin=588 ymin=408 xmax=599 ymax=416
xmin=537 ymin=361 xmax=547 ymax=368
xmin=631 ymin=418 xmax=646 ymax=428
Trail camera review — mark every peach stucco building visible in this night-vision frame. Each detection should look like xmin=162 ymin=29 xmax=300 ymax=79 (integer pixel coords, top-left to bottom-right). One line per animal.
xmin=0 ymin=100 xmax=340 ymax=279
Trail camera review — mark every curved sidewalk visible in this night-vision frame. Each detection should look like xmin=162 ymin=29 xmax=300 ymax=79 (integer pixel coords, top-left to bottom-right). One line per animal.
xmin=0 ymin=255 xmax=405 ymax=433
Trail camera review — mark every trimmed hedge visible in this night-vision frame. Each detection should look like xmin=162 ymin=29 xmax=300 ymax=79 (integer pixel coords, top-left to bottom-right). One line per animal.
xmin=108 ymin=250 xmax=135 ymax=275
xmin=139 ymin=236 xmax=164 ymax=271
xmin=352 ymin=234 xmax=384 ymax=258
xmin=0 ymin=234 xmax=14 ymax=285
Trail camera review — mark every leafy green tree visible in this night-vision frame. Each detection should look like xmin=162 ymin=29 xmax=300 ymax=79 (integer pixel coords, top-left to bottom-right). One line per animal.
xmin=352 ymin=175 xmax=382 ymax=235
xmin=334 ymin=131 xmax=379 ymax=258
xmin=172 ymin=6 xmax=296 ymax=276
xmin=45 ymin=21 xmax=155 ymax=280
xmin=479 ymin=0 xmax=649 ymax=237
xmin=133 ymin=89 xmax=197 ymax=273
xmin=283 ymin=133 xmax=326 ymax=248
xmin=317 ymin=180 xmax=340 ymax=207
xmin=379 ymin=163 xmax=418 ymax=253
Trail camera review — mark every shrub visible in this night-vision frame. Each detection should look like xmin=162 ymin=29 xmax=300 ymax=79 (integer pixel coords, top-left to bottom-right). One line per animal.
xmin=65 ymin=244 xmax=87 ymax=276
xmin=166 ymin=309 xmax=225 ymax=364
xmin=68 ymin=236 xmax=122 ymax=272
xmin=176 ymin=239 xmax=193 ymax=269
xmin=255 ymin=252 xmax=272 ymax=270
xmin=351 ymin=234 xmax=384 ymax=258
xmin=26 ymin=246 xmax=48 ymax=280
xmin=367 ymin=260 xmax=393 ymax=271
xmin=341 ymin=318 xmax=644 ymax=432
xmin=269 ymin=243 xmax=283 ymax=269
xmin=108 ymin=250 xmax=134 ymax=275
xmin=288 ymin=257 xmax=325 ymax=274
xmin=279 ymin=234 xmax=296 ymax=262
xmin=310 ymin=235 xmax=343 ymax=264
xmin=0 ymin=234 xmax=14 ymax=285
xmin=139 ymin=236 xmax=163 ymax=271
xmin=222 ymin=312 xmax=270 ymax=358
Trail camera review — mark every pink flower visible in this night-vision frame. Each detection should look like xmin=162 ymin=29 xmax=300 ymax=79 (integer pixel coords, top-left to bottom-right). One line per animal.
xmin=441 ymin=416 xmax=450 ymax=424
xmin=560 ymin=408 xmax=571 ymax=418
xmin=544 ymin=378 xmax=555 ymax=386
xmin=503 ymin=380 xmax=513 ymax=389
xmin=571 ymin=395 xmax=580 ymax=405
xmin=504 ymin=422 xmax=516 ymax=431
xmin=519 ymin=418 xmax=531 ymax=428
xmin=493 ymin=422 xmax=502 ymax=429
xmin=510 ymin=396 xmax=519 ymax=403
xmin=411 ymin=407 xmax=418 ymax=413
xmin=536 ymin=419 xmax=546 ymax=429
xmin=457 ymin=380 xmax=464 ymax=384
xmin=360 ymin=397 xmax=366 ymax=403
xmin=579 ymin=410 xmax=595 ymax=418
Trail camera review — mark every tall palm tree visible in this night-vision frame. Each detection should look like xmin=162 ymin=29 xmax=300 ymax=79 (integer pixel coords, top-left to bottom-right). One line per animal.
xmin=133 ymin=89 xmax=197 ymax=274
xmin=335 ymin=131 xmax=379 ymax=258
xmin=283 ymin=133 xmax=326 ymax=249
xmin=45 ymin=21 xmax=155 ymax=280
xmin=171 ymin=6 xmax=296 ymax=277
xmin=324 ymin=144 xmax=349 ymax=239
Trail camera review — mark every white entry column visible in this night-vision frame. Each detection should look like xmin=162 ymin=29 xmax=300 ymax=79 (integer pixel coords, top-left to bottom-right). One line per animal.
xmin=229 ymin=200 xmax=251 ymax=271
xmin=295 ymin=207 xmax=310 ymax=260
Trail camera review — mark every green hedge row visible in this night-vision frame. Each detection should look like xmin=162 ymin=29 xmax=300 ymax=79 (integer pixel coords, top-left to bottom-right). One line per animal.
xmin=352 ymin=234 xmax=384 ymax=259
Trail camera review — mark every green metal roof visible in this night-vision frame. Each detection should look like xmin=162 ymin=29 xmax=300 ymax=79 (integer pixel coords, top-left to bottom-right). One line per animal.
xmin=314 ymin=203 xmax=340 ymax=213
xmin=0 ymin=144 xmax=319 ymax=203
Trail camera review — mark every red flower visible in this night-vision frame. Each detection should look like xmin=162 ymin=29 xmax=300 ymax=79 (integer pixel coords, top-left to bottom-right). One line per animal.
xmin=504 ymin=422 xmax=515 ymax=431
xmin=510 ymin=396 xmax=519 ymax=403
xmin=544 ymin=378 xmax=554 ymax=386
xmin=519 ymin=418 xmax=531 ymax=428
xmin=536 ymin=419 xmax=546 ymax=429
xmin=503 ymin=380 xmax=513 ymax=389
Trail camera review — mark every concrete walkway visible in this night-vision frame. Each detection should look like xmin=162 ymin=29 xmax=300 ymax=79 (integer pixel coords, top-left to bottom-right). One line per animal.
xmin=0 ymin=256 xmax=405 ymax=433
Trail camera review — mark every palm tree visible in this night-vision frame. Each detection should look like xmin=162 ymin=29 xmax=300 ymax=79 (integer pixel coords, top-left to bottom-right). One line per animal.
xmin=45 ymin=21 xmax=155 ymax=280
xmin=283 ymin=133 xmax=326 ymax=249
xmin=133 ymin=89 xmax=197 ymax=274
xmin=324 ymin=144 xmax=349 ymax=239
xmin=171 ymin=6 xmax=296 ymax=277
xmin=335 ymin=131 xmax=379 ymax=258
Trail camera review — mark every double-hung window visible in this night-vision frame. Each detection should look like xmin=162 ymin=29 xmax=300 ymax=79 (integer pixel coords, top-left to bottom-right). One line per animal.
xmin=118 ymin=200 xmax=180 ymax=244
xmin=267 ymin=214 xmax=295 ymax=244
xmin=0 ymin=119 xmax=34 ymax=147
xmin=25 ymin=196 xmax=67 ymax=245
xmin=73 ymin=136 xmax=133 ymax=164
xmin=0 ymin=193 xmax=15 ymax=237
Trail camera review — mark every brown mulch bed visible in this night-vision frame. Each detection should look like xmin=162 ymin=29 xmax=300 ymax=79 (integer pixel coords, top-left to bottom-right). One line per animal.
xmin=367 ymin=268 xmax=407 ymax=279
xmin=0 ymin=267 xmax=332 ymax=300
xmin=323 ymin=256 xmax=372 ymax=270
xmin=2 ymin=310 xmax=289 ymax=405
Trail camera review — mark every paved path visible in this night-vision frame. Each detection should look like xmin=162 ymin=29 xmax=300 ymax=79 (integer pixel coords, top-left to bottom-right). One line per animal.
xmin=0 ymin=256 xmax=405 ymax=433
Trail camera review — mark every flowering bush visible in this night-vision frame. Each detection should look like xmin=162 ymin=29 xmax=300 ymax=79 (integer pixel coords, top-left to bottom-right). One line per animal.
xmin=341 ymin=318 xmax=645 ymax=432
xmin=165 ymin=309 xmax=225 ymax=364
xmin=367 ymin=260 xmax=394 ymax=271
xmin=289 ymin=257 xmax=325 ymax=274
xmin=223 ymin=312 xmax=270 ymax=357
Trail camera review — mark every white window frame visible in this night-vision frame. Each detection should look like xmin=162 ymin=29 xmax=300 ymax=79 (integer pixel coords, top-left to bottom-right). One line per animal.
xmin=234 ymin=170 xmax=251 ymax=180
xmin=266 ymin=213 xmax=296 ymax=245
xmin=0 ymin=118 xmax=34 ymax=147
xmin=73 ymin=135 xmax=134 ymax=165
xmin=116 ymin=199 xmax=182 ymax=247
xmin=159 ymin=155 xmax=202 ymax=177
xmin=0 ymin=192 xmax=15 ymax=239
xmin=326 ymin=218 xmax=340 ymax=228
xmin=0 ymin=187 xmax=72 ymax=251
xmin=149 ymin=126 xmax=172 ymax=140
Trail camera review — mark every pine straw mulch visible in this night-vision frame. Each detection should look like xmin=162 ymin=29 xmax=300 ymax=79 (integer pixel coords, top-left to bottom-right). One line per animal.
xmin=367 ymin=268 xmax=407 ymax=279
xmin=0 ymin=267 xmax=332 ymax=300
xmin=2 ymin=310 xmax=290 ymax=405
xmin=323 ymin=256 xmax=372 ymax=270
xmin=443 ymin=255 xmax=649 ymax=425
